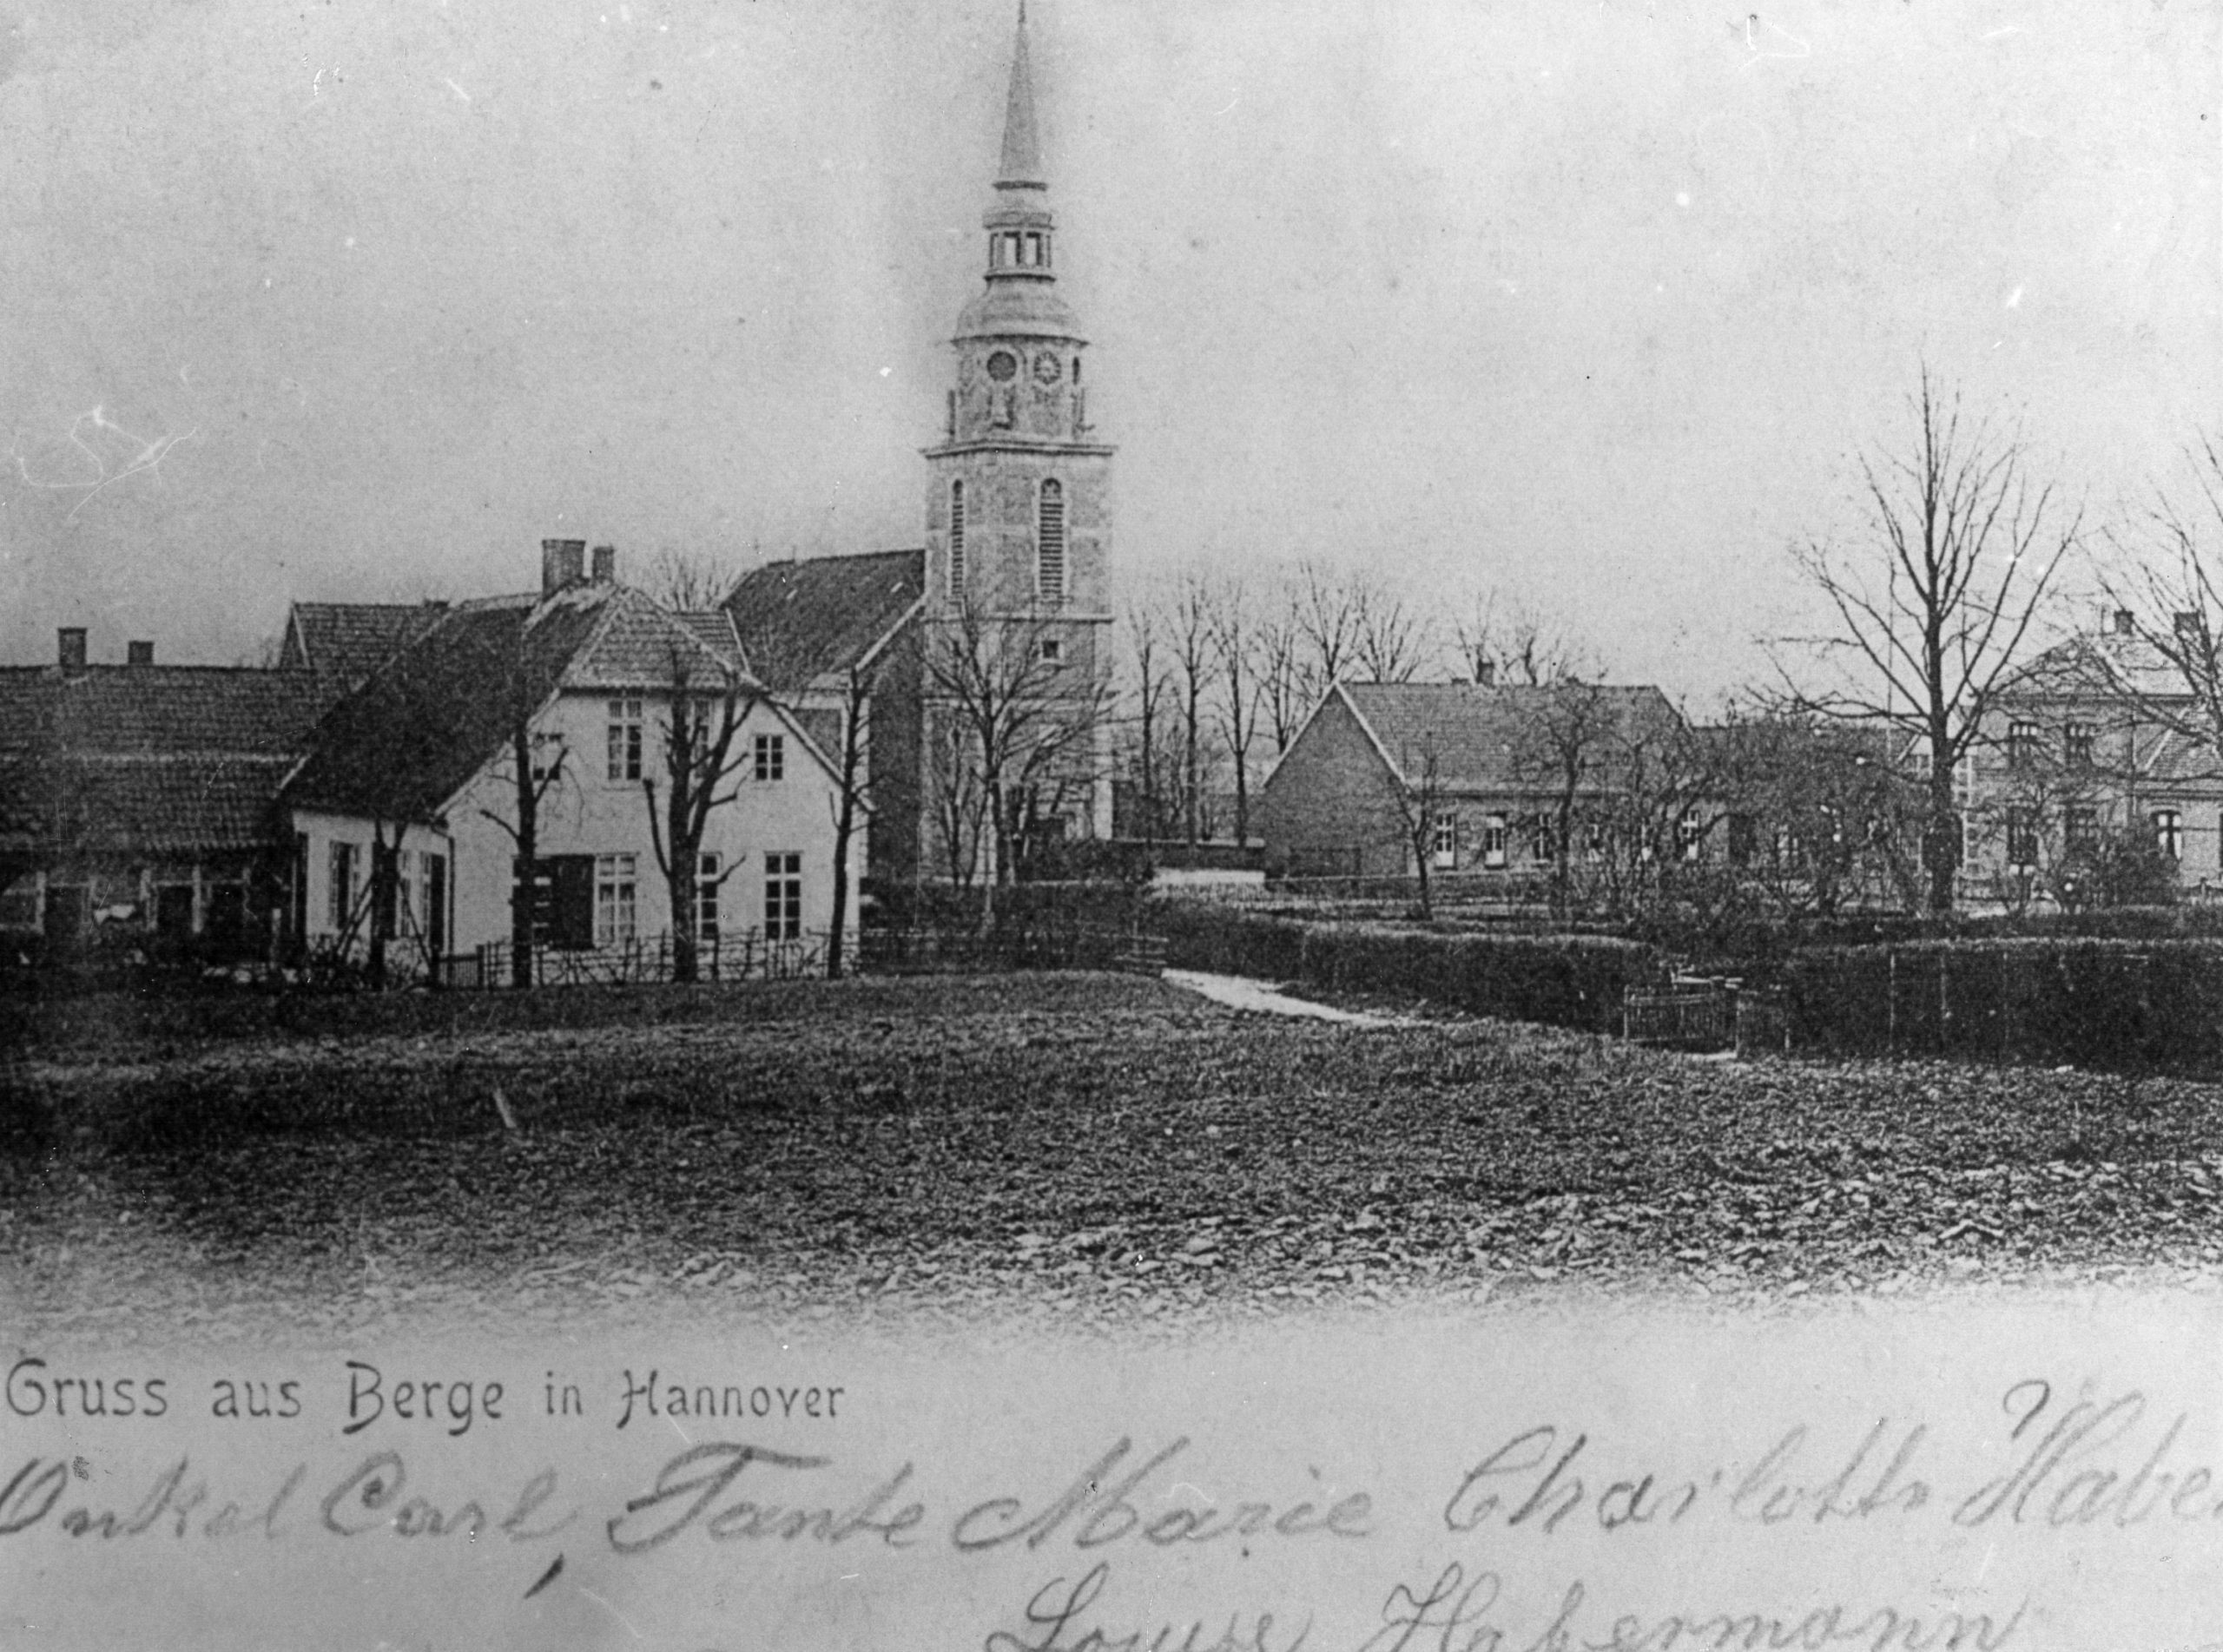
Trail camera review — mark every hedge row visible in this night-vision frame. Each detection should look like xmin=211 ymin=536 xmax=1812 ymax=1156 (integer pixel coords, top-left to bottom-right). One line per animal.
xmin=1158 ymin=905 xmax=1659 ymax=1035
xmin=1778 ymin=938 xmax=2223 ymax=1072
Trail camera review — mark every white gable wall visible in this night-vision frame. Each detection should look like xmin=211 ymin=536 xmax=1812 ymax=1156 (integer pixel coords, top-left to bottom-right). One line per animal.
xmin=441 ymin=688 xmax=857 ymax=961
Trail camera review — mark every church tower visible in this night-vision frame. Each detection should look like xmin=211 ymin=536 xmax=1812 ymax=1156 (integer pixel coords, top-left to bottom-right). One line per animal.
xmin=923 ymin=3 xmax=1115 ymax=853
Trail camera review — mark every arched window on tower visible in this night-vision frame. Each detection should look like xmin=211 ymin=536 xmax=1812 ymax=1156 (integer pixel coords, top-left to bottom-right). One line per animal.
xmin=1037 ymin=479 xmax=1065 ymax=604
xmin=948 ymin=480 xmax=966 ymax=596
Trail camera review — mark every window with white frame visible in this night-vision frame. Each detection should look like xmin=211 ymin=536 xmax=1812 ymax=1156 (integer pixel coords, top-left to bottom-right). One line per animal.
xmin=1530 ymin=816 xmax=1557 ymax=863
xmin=696 ymin=852 xmax=722 ymax=940
xmin=530 ymin=733 xmax=565 ymax=784
xmin=595 ymin=853 xmax=637 ymax=946
xmin=2154 ymin=808 xmax=2185 ymax=862
xmin=754 ymin=733 xmax=785 ymax=782
xmin=2064 ymin=806 xmax=2100 ymax=853
xmin=1430 ymin=816 xmax=1456 ymax=869
xmin=1679 ymin=810 xmax=1705 ymax=862
xmin=607 ymin=698 xmax=643 ymax=782
xmin=763 ymin=852 xmax=803 ymax=940
xmin=328 ymin=841 xmax=358 ymax=931
xmin=1038 ymin=637 xmax=1064 ymax=664
xmin=2008 ymin=721 xmax=2040 ymax=772
xmin=1481 ymin=815 xmax=1507 ymax=870
xmin=2064 ymin=722 xmax=2095 ymax=771
xmin=2006 ymin=806 xmax=2039 ymax=869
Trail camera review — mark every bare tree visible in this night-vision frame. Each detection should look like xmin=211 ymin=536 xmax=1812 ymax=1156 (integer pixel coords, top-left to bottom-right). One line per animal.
xmin=1293 ymin=559 xmax=1359 ymax=708
xmin=1784 ymin=367 xmax=2077 ymax=912
xmin=1452 ymin=591 xmax=1593 ymax=688
xmin=925 ymin=595 xmax=1111 ymax=925
xmin=457 ymin=614 xmax=574 ymax=990
xmin=1382 ymin=733 xmax=1449 ymax=921
xmin=2095 ymin=435 xmax=2223 ymax=779
xmin=1207 ymin=578 xmax=1262 ymax=846
xmin=643 ymin=555 xmax=753 ymax=984
xmin=1120 ymin=602 xmax=1176 ymax=845
xmin=1350 ymin=574 xmax=1430 ymax=683
xmin=1510 ymin=678 xmax=1623 ymax=918
xmin=1166 ymin=576 xmax=1215 ymax=846
xmin=1254 ymin=577 xmax=1309 ymax=754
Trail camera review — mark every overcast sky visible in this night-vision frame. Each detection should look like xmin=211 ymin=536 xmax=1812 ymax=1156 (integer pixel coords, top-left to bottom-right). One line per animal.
xmin=0 ymin=0 xmax=2213 ymax=703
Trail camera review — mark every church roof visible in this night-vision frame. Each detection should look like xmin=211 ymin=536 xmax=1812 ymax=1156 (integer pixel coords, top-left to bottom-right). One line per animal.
xmin=724 ymin=550 xmax=926 ymax=693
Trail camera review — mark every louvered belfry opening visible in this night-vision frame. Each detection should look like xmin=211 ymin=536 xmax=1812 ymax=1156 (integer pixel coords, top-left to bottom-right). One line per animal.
xmin=1037 ymin=478 xmax=1064 ymax=602
xmin=949 ymin=480 xmax=966 ymax=595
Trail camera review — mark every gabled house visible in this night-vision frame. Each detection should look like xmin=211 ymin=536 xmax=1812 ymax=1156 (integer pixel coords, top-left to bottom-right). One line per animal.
xmin=1956 ymin=610 xmax=2223 ymax=903
xmin=0 ymin=632 xmax=326 ymax=964
xmin=725 ymin=548 xmax=926 ymax=884
xmin=280 ymin=542 xmax=861 ymax=980
xmin=4 ymin=543 xmax=862 ymax=980
xmin=1255 ymin=680 xmax=1692 ymax=880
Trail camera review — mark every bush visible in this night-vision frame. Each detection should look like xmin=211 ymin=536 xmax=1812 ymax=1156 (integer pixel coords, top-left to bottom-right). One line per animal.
xmin=1777 ymin=938 xmax=2223 ymax=1073
xmin=861 ymin=879 xmax=1153 ymax=935
xmin=1158 ymin=903 xmax=1658 ymax=1034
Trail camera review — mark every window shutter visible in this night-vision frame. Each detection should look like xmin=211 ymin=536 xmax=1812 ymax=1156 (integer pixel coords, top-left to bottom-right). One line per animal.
xmin=525 ymin=855 xmax=597 ymax=951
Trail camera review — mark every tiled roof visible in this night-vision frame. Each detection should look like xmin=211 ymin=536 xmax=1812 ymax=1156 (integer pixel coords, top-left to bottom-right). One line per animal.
xmin=725 ymin=550 xmax=925 ymax=693
xmin=286 ymin=594 xmax=601 ymax=821
xmin=678 ymin=610 xmax=744 ymax=671
xmin=287 ymin=602 xmax=447 ymax=692
xmin=285 ymin=585 xmax=761 ymax=823
xmin=0 ymin=666 xmax=326 ymax=854
xmin=1339 ymin=681 xmax=1685 ymax=791
xmin=563 ymin=588 xmax=755 ymax=691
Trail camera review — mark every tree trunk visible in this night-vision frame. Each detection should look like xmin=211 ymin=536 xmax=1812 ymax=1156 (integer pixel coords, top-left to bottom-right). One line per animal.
xmin=828 ymin=689 xmax=862 ymax=981
xmin=669 ymin=864 xmax=700 ymax=984
xmin=510 ymin=725 xmax=538 ymax=991
xmin=668 ymin=780 xmax=700 ymax=985
xmin=1925 ymin=773 xmax=1959 ymax=913
xmin=1184 ymin=688 xmax=1200 ymax=847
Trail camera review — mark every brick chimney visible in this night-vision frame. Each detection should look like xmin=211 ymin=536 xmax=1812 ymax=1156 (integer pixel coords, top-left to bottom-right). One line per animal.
xmin=590 ymin=543 xmax=617 ymax=583
xmin=2113 ymin=609 xmax=2134 ymax=637
xmin=1477 ymin=659 xmax=1497 ymax=687
xmin=540 ymin=538 xmax=587 ymax=596
xmin=127 ymin=640 xmax=154 ymax=666
xmin=2175 ymin=611 xmax=2201 ymax=642
xmin=57 ymin=628 xmax=87 ymax=673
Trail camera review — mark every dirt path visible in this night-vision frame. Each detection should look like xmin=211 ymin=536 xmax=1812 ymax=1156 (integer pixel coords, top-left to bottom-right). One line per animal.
xmin=1160 ymin=969 xmax=1408 ymax=1026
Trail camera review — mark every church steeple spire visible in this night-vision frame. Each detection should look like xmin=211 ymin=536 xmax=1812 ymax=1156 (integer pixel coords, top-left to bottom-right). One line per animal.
xmin=997 ymin=3 xmax=1046 ymax=189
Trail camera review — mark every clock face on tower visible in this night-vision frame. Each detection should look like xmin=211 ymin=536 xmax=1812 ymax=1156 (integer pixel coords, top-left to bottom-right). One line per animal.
xmin=986 ymin=350 xmax=1019 ymax=382
xmin=1032 ymin=352 xmax=1062 ymax=385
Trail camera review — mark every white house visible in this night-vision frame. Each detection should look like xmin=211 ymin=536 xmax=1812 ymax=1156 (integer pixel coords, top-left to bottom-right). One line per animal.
xmin=280 ymin=543 xmax=862 ymax=981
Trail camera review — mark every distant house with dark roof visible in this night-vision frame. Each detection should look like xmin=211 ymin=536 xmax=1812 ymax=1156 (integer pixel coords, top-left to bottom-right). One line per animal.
xmin=0 ymin=631 xmax=326 ymax=960
xmin=1254 ymin=680 xmax=1691 ymax=879
xmin=724 ymin=548 xmax=927 ymax=883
